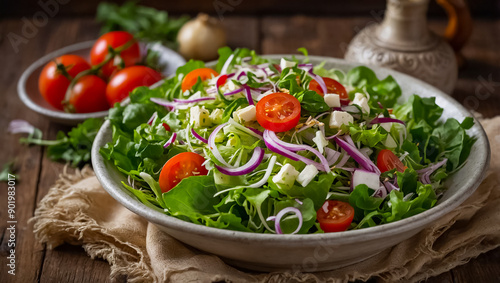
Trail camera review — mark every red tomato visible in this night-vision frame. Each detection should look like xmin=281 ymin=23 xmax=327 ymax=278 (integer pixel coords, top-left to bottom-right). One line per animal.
xmin=309 ymin=77 xmax=349 ymax=104
xmin=106 ymin=66 xmax=162 ymax=105
xmin=162 ymin=123 xmax=171 ymax=132
xmin=256 ymin=92 xmax=301 ymax=132
xmin=159 ymin=152 xmax=208 ymax=193
xmin=90 ymin=31 xmax=140 ymax=78
xmin=38 ymin=55 xmax=91 ymax=110
xmin=377 ymin=149 xmax=407 ymax=173
xmin=68 ymin=75 xmax=109 ymax=113
xmin=181 ymin=68 xmax=219 ymax=92
xmin=317 ymin=200 xmax=355 ymax=232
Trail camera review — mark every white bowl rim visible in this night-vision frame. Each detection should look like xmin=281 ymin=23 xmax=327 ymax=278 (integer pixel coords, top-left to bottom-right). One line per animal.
xmin=92 ymin=54 xmax=490 ymax=246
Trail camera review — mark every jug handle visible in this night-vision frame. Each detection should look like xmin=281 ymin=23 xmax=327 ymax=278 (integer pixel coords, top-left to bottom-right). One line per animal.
xmin=436 ymin=0 xmax=473 ymax=65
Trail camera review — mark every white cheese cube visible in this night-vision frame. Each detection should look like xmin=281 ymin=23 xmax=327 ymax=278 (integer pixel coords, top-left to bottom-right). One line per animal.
xmin=280 ymin=58 xmax=296 ymax=70
xmin=234 ymin=105 xmax=256 ymax=123
xmin=352 ymin=170 xmax=380 ymax=190
xmin=312 ymin=131 xmax=328 ymax=154
xmin=272 ymin=164 xmax=299 ymax=188
xmin=380 ymin=123 xmax=397 ymax=148
xmin=190 ymin=106 xmax=211 ymax=128
xmin=297 ymin=164 xmax=319 ymax=187
xmin=324 ymin=93 xmax=341 ymax=108
xmin=209 ymin=108 xmax=224 ymax=124
xmin=383 ymin=136 xmax=398 ymax=148
xmin=329 ymin=111 xmax=354 ymax=129
xmin=351 ymin=93 xmax=370 ymax=114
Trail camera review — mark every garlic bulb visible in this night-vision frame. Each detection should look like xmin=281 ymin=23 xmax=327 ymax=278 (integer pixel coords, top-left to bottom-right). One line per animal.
xmin=177 ymin=13 xmax=227 ymax=61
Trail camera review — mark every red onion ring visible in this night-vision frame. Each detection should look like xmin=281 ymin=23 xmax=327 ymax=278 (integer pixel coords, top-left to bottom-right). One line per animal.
xmin=191 ymin=128 xmax=208 ymax=144
xmin=215 ymin=147 xmax=264 ymax=176
xmin=163 ymin=132 xmax=177 ymax=148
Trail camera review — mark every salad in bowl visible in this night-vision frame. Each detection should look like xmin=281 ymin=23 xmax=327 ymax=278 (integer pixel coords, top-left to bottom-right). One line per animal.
xmin=99 ymin=47 xmax=476 ymax=235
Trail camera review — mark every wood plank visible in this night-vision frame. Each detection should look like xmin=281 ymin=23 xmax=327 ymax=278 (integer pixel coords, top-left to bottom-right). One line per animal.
xmin=0 ymin=19 xmax=54 ymax=283
xmin=222 ymin=16 xmax=260 ymax=52
xmin=451 ymin=247 xmax=500 ymax=282
xmin=39 ymin=244 xmax=117 ymax=283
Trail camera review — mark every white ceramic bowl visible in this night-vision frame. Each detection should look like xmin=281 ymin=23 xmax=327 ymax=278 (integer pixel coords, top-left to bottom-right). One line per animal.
xmin=18 ymin=40 xmax=186 ymax=125
xmin=91 ymin=55 xmax=490 ymax=272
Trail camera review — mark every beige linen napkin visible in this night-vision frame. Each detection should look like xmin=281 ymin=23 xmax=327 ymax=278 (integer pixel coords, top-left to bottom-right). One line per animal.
xmin=32 ymin=117 xmax=500 ymax=283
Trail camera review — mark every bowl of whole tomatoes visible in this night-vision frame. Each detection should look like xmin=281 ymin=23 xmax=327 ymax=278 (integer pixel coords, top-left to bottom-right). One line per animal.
xmin=18 ymin=31 xmax=186 ymax=125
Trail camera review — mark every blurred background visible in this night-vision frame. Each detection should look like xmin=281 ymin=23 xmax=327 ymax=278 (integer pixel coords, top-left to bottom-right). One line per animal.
xmin=1 ymin=0 xmax=499 ymax=18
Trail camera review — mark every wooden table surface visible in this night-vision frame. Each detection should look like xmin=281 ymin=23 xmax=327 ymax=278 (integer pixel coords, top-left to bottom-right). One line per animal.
xmin=0 ymin=16 xmax=499 ymax=282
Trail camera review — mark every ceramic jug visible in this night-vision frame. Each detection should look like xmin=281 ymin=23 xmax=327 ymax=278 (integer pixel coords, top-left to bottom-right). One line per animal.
xmin=345 ymin=0 xmax=472 ymax=94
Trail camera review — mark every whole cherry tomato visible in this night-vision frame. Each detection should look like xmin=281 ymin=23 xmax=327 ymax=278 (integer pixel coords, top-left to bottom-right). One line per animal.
xmin=38 ymin=55 xmax=91 ymax=110
xmin=181 ymin=68 xmax=219 ymax=92
xmin=90 ymin=31 xmax=140 ymax=78
xmin=68 ymin=75 xmax=109 ymax=113
xmin=105 ymin=66 xmax=162 ymax=105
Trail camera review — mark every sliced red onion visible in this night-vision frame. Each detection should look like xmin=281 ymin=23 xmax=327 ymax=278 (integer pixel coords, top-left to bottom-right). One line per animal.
xmin=384 ymin=181 xmax=399 ymax=192
xmin=191 ymin=128 xmax=208 ymax=144
xmin=334 ymin=105 xmax=360 ymax=113
xmin=264 ymin=132 xmax=325 ymax=171
xmin=265 ymin=130 xmax=330 ymax=172
xmin=335 ymin=152 xmax=351 ymax=168
xmin=224 ymin=88 xmax=244 ymax=96
xmin=237 ymin=71 xmax=247 ymax=80
xmin=206 ymin=87 xmax=217 ymax=94
xmin=333 ymin=136 xmax=380 ymax=174
xmin=163 ymin=132 xmax=177 ymax=148
xmin=298 ymin=63 xmax=313 ymax=68
xmin=208 ymin=122 xmax=233 ymax=168
xmin=215 ymin=147 xmax=264 ymax=176
xmin=343 ymin=135 xmax=356 ymax=148
xmin=173 ymin=97 xmax=215 ymax=104
xmin=8 ymin=119 xmax=36 ymax=135
xmin=147 ymin=112 xmax=157 ymax=125
xmin=306 ymin=70 xmax=327 ymax=94
xmin=295 ymin=198 xmax=303 ymax=205
xmin=373 ymin=184 xmax=388 ymax=198
xmin=247 ymin=127 xmax=263 ymax=136
xmin=220 ymin=54 xmax=234 ymax=75
xmin=322 ymin=201 xmax=329 ymax=213
xmin=266 ymin=216 xmax=276 ymax=221
xmin=273 ymin=207 xmax=303 ymax=234
xmin=150 ymin=98 xmax=176 ymax=109
xmin=325 ymin=132 xmax=341 ymax=140
xmin=314 ymin=112 xmax=330 ymax=120
xmin=325 ymin=147 xmax=341 ymax=167
xmin=228 ymin=119 xmax=263 ymax=140
xmin=370 ymin=117 xmax=406 ymax=126
xmin=378 ymin=101 xmax=384 ymax=109
xmin=416 ymin=158 xmax=448 ymax=184
xmin=244 ymin=86 xmax=254 ymax=105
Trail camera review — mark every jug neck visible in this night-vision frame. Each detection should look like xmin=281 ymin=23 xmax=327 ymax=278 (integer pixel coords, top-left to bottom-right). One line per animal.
xmin=375 ymin=0 xmax=438 ymax=51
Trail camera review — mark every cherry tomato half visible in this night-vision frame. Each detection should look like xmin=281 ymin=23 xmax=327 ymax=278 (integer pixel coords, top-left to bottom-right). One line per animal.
xmin=317 ymin=200 xmax=355 ymax=233
xmin=181 ymin=68 xmax=219 ymax=92
xmin=159 ymin=152 xmax=208 ymax=193
xmin=38 ymin=55 xmax=91 ymax=110
xmin=90 ymin=31 xmax=140 ymax=78
xmin=377 ymin=149 xmax=407 ymax=173
xmin=68 ymin=75 xmax=109 ymax=113
xmin=309 ymin=77 xmax=349 ymax=104
xmin=106 ymin=66 xmax=162 ymax=105
xmin=256 ymin=92 xmax=301 ymax=132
